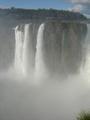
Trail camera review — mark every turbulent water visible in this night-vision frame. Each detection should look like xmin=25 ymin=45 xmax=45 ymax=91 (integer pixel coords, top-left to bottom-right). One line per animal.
xmin=0 ymin=21 xmax=90 ymax=120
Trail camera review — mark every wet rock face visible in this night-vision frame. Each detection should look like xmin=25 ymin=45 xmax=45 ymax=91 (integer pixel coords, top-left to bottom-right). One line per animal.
xmin=14 ymin=22 xmax=87 ymax=76
xmin=43 ymin=22 xmax=87 ymax=75
xmin=0 ymin=20 xmax=87 ymax=77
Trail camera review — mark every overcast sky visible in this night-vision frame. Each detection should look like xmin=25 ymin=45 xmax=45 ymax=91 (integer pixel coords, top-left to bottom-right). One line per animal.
xmin=0 ymin=0 xmax=90 ymax=15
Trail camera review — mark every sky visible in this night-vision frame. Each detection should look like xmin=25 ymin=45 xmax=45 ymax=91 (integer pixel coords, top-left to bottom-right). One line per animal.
xmin=0 ymin=0 xmax=90 ymax=15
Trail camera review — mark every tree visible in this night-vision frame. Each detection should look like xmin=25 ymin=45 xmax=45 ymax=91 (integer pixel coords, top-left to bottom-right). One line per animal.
xmin=77 ymin=111 xmax=90 ymax=120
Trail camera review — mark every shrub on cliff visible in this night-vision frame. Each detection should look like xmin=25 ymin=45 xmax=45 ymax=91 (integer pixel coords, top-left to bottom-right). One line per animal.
xmin=77 ymin=111 xmax=90 ymax=120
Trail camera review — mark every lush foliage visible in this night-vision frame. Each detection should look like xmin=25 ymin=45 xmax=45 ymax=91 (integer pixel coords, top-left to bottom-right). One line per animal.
xmin=77 ymin=111 xmax=90 ymax=120
xmin=0 ymin=8 xmax=87 ymax=20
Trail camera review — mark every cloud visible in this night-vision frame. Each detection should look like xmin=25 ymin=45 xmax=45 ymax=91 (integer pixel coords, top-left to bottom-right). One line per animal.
xmin=71 ymin=0 xmax=90 ymax=3
xmin=66 ymin=0 xmax=90 ymax=14
xmin=81 ymin=4 xmax=90 ymax=14
xmin=69 ymin=4 xmax=90 ymax=14
xmin=69 ymin=4 xmax=84 ymax=12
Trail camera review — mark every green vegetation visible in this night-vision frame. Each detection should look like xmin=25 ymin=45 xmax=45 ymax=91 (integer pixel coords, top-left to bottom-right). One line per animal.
xmin=77 ymin=111 xmax=90 ymax=120
xmin=0 ymin=7 xmax=87 ymax=20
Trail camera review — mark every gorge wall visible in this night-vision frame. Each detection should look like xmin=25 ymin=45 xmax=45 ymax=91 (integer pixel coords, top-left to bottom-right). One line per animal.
xmin=14 ymin=22 xmax=87 ymax=77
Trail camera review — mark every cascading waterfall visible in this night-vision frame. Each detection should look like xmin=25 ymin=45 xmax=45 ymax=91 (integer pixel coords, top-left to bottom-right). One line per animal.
xmin=14 ymin=24 xmax=34 ymax=76
xmin=0 ymin=16 xmax=89 ymax=120
xmin=35 ymin=23 xmax=47 ymax=78
xmin=23 ymin=24 xmax=34 ymax=75
xmin=14 ymin=23 xmax=47 ymax=77
xmin=14 ymin=25 xmax=24 ymax=73
xmin=81 ymin=27 xmax=90 ymax=82
xmin=14 ymin=22 xmax=87 ymax=77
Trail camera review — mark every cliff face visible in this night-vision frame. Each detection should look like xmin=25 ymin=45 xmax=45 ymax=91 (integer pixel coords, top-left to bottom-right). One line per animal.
xmin=0 ymin=9 xmax=88 ymax=75
xmin=13 ymin=22 xmax=87 ymax=76
xmin=43 ymin=22 xmax=87 ymax=75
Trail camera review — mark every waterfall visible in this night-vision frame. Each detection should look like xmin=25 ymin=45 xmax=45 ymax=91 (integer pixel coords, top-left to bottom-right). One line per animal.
xmin=14 ymin=25 xmax=24 ymax=73
xmin=14 ymin=22 xmax=87 ymax=77
xmin=35 ymin=23 xmax=47 ymax=78
xmin=14 ymin=24 xmax=34 ymax=76
xmin=22 ymin=24 xmax=34 ymax=75
xmin=14 ymin=23 xmax=47 ymax=77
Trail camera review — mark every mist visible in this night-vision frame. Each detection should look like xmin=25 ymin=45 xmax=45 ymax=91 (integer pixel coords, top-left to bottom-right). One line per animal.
xmin=0 ymin=21 xmax=90 ymax=120
xmin=0 ymin=69 xmax=90 ymax=120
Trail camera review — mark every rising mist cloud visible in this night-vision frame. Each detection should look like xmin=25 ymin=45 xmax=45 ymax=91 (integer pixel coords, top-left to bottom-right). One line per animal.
xmin=67 ymin=0 xmax=90 ymax=14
